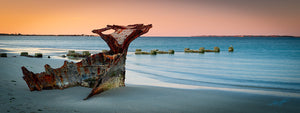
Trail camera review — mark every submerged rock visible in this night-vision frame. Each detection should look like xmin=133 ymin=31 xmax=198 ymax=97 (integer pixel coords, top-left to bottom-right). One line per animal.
xmin=67 ymin=50 xmax=91 ymax=57
xmin=102 ymin=50 xmax=109 ymax=53
xmin=0 ymin=53 xmax=7 ymax=57
xmin=135 ymin=49 xmax=174 ymax=55
xmin=204 ymin=47 xmax=220 ymax=52
xmin=20 ymin=52 xmax=29 ymax=56
xmin=150 ymin=50 xmax=157 ymax=55
xmin=135 ymin=49 xmax=142 ymax=52
xmin=34 ymin=53 xmax=43 ymax=58
xmin=228 ymin=45 xmax=234 ymax=52
xmin=199 ymin=47 xmax=205 ymax=51
xmin=168 ymin=50 xmax=175 ymax=54
xmin=184 ymin=48 xmax=190 ymax=52
xmin=184 ymin=48 xmax=204 ymax=53
xmin=214 ymin=47 xmax=220 ymax=52
xmin=135 ymin=49 xmax=149 ymax=54
xmin=82 ymin=51 xmax=91 ymax=56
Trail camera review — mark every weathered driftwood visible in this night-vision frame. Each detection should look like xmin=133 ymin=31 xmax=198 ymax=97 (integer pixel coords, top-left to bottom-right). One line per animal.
xmin=21 ymin=24 xmax=152 ymax=100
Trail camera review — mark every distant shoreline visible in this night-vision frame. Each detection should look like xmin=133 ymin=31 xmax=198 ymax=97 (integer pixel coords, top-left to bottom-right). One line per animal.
xmin=0 ymin=33 xmax=97 ymax=37
xmin=0 ymin=33 xmax=298 ymax=38
xmin=191 ymin=35 xmax=298 ymax=38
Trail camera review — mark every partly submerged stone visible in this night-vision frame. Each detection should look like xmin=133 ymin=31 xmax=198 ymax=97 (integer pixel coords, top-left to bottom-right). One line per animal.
xmin=184 ymin=48 xmax=204 ymax=53
xmin=184 ymin=48 xmax=190 ymax=52
xmin=82 ymin=51 xmax=91 ymax=56
xmin=135 ymin=49 xmax=174 ymax=55
xmin=0 ymin=53 xmax=7 ymax=57
xmin=34 ymin=53 xmax=43 ymax=58
xmin=66 ymin=50 xmax=91 ymax=57
xmin=228 ymin=46 xmax=234 ymax=52
xmin=20 ymin=52 xmax=29 ymax=56
xmin=199 ymin=47 xmax=205 ymax=51
xmin=102 ymin=50 xmax=109 ymax=53
xmin=21 ymin=24 xmax=152 ymax=100
xmin=136 ymin=49 xmax=142 ymax=52
xmin=135 ymin=51 xmax=150 ymax=55
xmin=150 ymin=50 xmax=157 ymax=55
xmin=168 ymin=50 xmax=175 ymax=54
xmin=214 ymin=47 xmax=220 ymax=52
xmin=205 ymin=47 xmax=220 ymax=52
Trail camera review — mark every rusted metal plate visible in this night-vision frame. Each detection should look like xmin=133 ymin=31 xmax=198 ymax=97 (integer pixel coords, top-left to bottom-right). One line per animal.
xmin=21 ymin=24 xmax=152 ymax=99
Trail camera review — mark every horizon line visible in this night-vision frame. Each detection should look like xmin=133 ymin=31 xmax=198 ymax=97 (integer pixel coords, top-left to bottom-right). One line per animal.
xmin=0 ymin=33 xmax=299 ymax=37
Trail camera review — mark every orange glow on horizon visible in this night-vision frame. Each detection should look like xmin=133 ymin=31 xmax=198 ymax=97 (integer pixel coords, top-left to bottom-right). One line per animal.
xmin=0 ymin=0 xmax=300 ymax=36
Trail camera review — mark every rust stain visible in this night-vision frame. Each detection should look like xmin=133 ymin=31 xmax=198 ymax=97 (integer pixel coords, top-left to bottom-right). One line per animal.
xmin=97 ymin=67 xmax=100 ymax=75
xmin=84 ymin=67 xmax=89 ymax=74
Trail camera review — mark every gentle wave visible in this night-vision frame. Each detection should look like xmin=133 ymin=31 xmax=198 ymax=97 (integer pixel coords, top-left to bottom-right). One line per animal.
xmin=1 ymin=36 xmax=300 ymax=96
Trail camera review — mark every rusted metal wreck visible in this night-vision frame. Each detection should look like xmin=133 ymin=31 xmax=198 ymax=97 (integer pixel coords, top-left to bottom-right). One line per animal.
xmin=21 ymin=24 xmax=152 ymax=100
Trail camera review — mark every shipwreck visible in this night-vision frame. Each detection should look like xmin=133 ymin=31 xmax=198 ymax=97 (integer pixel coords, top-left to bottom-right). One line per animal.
xmin=21 ymin=24 xmax=152 ymax=100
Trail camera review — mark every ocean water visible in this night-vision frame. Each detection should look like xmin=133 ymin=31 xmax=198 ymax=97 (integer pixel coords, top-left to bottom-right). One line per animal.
xmin=1 ymin=36 xmax=300 ymax=96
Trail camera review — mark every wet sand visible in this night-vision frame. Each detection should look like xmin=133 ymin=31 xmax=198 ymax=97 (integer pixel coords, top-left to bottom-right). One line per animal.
xmin=0 ymin=56 xmax=299 ymax=113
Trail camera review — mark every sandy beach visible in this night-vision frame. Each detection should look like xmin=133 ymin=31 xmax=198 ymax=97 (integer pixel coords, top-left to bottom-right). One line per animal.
xmin=0 ymin=54 xmax=299 ymax=113
xmin=1 ymin=0 xmax=300 ymax=112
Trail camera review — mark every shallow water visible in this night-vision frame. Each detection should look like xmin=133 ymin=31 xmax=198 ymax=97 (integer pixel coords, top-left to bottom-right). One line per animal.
xmin=1 ymin=36 xmax=300 ymax=96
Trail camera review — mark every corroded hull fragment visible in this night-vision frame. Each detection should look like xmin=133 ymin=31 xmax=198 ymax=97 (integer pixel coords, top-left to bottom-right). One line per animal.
xmin=21 ymin=24 xmax=152 ymax=99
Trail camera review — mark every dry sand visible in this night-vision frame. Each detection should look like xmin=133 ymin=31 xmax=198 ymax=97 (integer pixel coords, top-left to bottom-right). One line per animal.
xmin=0 ymin=56 xmax=300 ymax=113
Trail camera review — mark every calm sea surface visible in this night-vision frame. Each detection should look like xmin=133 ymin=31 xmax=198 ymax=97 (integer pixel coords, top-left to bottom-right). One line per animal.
xmin=1 ymin=36 xmax=300 ymax=96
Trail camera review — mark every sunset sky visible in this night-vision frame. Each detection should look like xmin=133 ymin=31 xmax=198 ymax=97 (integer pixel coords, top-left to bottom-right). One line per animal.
xmin=0 ymin=0 xmax=299 ymax=36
